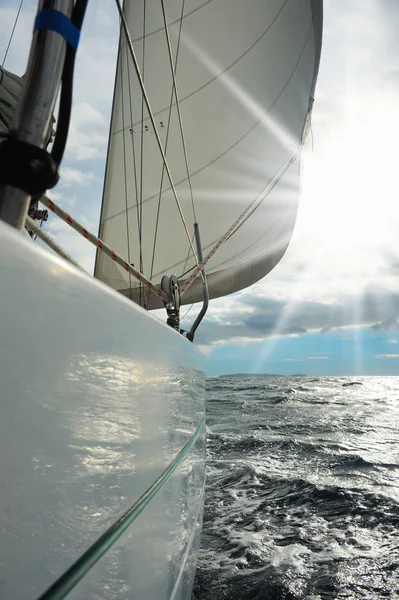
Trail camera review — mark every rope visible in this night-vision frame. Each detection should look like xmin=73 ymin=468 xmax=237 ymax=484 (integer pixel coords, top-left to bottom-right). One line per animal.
xmin=40 ymin=195 xmax=169 ymax=303
xmin=2 ymin=0 xmax=24 ymax=67
xmin=160 ymin=0 xmax=196 ymax=221
xmin=120 ymin=45 xmax=133 ymax=298
xmin=147 ymin=0 xmax=186 ymax=307
xmin=180 ymin=148 xmax=300 ymax=296
xmin=114 ymin=0 xmax=198 ymax=264
xmin=25 ymin=215 xmax=86 ymax=271
xmin=138 ymin=0 xmax=146 ymax=306
xmin=125 ymin=41 xmax=142 ymax=303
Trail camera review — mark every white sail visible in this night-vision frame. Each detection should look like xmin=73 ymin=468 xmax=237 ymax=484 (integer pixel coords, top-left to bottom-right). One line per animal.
xmin=0 ymin=66 xmax=23 ymax=132
xmin=94 ymin=0 xmax=322 ymax=307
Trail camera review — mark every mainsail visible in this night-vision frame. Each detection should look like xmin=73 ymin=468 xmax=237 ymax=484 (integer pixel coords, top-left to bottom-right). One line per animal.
xmin=94 ymin=0 xmax=323 ymax=308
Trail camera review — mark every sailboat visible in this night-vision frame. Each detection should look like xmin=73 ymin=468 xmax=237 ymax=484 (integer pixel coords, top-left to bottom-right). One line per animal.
xmin=0 ymin=1 xmax=322 ymax=599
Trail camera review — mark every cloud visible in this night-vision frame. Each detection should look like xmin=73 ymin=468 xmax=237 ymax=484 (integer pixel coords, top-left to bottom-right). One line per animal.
xmin=3 ymin=0 xmax=399 ymax=359
xmin=194 ymin=280 xmax=399 ymax=347
xmin=60 ymin=167 xmax=95 ymax=187
xmin=374 ymin=354 xmax=399 ymax=359
xmin=387 ymin=338 xmax=398 ymax=344
xmin=283 ymin=358 xmax=305 ymax=362
xmin=282 ymin=356 xmax=328 ymax=362
xmin=45 ymin=216 xmax=96 ymax=274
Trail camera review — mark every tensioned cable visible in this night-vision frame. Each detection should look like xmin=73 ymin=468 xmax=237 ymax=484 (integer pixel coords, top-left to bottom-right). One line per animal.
xmin=25 ymin=215 xmax=86 ymax=271
xmin=225 ymin=147 xmax=301 ymax=241
xmin=180 ymin=148 xmax=300 ymax=296
xmin=160 ymin=0 xmax=196 ymax=222
xmin=125 ymin=40 xmax=143 ymax=301
xmin=180 ymin=288 xmax=203 ymax=322
xmin=146 ymin=0 xmax=187 ymax=307
xmin=40 ymin=195 xmax=169 ymax=303
xmin=1 ymin=0 xmax=24 ymax=67
xmin=120 ymin=45 xmax=133 ymax=298
xmin=114 ymin=0 xmax=198 ymax=265
xmin=138 ymin=0 xmax=146 ymax=306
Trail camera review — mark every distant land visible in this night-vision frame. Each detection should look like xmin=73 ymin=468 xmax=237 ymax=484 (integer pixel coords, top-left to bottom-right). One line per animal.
xmin=219 ymin=373 xmax=307 ymax=378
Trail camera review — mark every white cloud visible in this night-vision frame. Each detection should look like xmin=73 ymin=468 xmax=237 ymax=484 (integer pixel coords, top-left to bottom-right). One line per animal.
xmin=308 ymin=356 xmax=329 ymax=360
xmin=60 ymin=167 xmax=94 ymax=187
xmin=3 ymin=0 xmax=399 ymax=355
xmin=283 ymin=358 xmax=305 ymax=362
xmin=374 ymin=354 xmax=399 ymax=359
xmin=61 ymin=167 xmax=94 ymax=187
xmin=45 ymin=214 xmax=96 ymax=274
xmin=387 ymin=338 xmax=398 ymax=345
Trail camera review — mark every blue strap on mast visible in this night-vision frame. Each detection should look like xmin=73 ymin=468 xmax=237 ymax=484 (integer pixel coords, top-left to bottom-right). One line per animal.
xmin=34 ymin=9 xmax=80 ymax=50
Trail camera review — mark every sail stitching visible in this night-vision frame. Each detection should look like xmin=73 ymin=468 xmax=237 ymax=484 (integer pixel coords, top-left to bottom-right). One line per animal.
xmin=131 ymin=0 xmax=212 ymax=43
xmin=147 ymin=0 xmax=187 ymax=308
xmin=120 ymin=45 xmax=133 ymax=299
xmin=112 ymin=0 xmax=290 ymax=134
xmin=180 ymin=148 xmax=300 ymax=296
xmin=161 ymin=0 xmax=196 ymax=222
xmin=114 ymin=0 xmax=199 ymax=266
xmin=138 ymin=0 xmax=146 ymax=307
xmin=125 ymin=41 xmax=142 ymax=298
xmin=105 ymin=13 xmax=314 ymax=223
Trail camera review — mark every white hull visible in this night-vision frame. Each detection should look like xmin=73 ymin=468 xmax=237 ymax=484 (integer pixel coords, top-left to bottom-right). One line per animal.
xmin=0 ymin=221 xmax=206 ymax=599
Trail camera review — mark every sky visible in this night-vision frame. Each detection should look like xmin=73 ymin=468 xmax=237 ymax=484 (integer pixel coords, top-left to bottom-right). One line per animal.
xmin=1 ymin=0 xmax=399 ymax=376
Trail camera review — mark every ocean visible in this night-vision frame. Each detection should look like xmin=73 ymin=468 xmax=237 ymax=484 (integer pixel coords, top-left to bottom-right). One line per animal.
xmin=192 ymin=376 xmax=399 ymax=599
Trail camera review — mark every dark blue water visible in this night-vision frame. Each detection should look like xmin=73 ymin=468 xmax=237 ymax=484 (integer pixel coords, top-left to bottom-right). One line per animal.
xmin=193 ymin=376 xmax=399 ymax=599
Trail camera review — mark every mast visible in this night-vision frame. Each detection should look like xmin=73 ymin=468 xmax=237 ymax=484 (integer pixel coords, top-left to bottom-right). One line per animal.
xmin=0 ymin=0 xmax=75 ymax=230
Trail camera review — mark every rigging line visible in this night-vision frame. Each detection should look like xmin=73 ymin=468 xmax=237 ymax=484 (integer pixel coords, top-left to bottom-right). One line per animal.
xmin=120 ymin=43 xmax=133 ymax=298
xmin=138 ymin=0 xmax=146 ymax=307
xmin=160 ymin=0 xmax=196 ymax=222
xmin=179 ymin=260 xmax=197 ymax=279
xmin=125 ymin=39 xmax=142 ymax=294
xmin=146 ymin=0 xmax=186 ymax=307
xmin=114 ymin=0 xmax=198 ymax=265
xmin=25 ymin=216 xmax=86 ymax=272
xmin=40 ymin=195 xmax=169 ymax=303
xmin=179 ymin=230 xmax=196 ymax=278
xmin=225 ymin=147 xmax=300 ymax=241
xmin=180 ymin=288 xmax=203 ymax=322
xmin=1 ymin=0 xmax=24 ymax=67
xmin=106 ymin=9 xmax=315 ymax=224
xmin=180 ymin=148 xmax=300 ymax=296
xmin=116 ymin=0 xmax=289 ymax=132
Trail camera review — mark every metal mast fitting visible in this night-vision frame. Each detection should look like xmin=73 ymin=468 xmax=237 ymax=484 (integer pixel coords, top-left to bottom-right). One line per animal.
xmin=161 ymin=274 xmax=181 ymax=331
xmin=0 ymin=1 xmax=74 ymax=229
xmin=187 ymin=222 xmax=209 ymax=342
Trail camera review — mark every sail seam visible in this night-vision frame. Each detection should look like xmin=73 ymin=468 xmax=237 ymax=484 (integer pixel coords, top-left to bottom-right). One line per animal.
xmin=138 ymin=0 xmax=146 ymax=306
xmin=120 ymin=45 xmax=133 ymax=299
xmin=114 ymin=0 xmax=199 ymax=266
xmin=161 ymin=0 xmax=196 ymax=222
xmin=125 ymin=41 xmax=142 ymax=298
xmin=113 ymin=0 xmax=290 ymax=134
xmin=147 ymin=0 xmax=187 ymax=308
xmin=105 ymin=12 xmax=314 ymax=223
xmin=131 ymin=0 xmax=212 ymax=43
xmin=180 ymin=148 xmax=300 ymax=296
